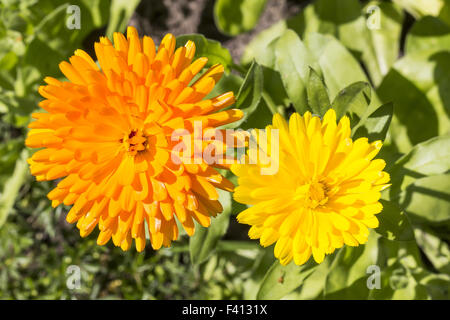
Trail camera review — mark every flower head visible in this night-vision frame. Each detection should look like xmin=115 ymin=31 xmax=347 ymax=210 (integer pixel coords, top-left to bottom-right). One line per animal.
xmin=231 ymin=109 xmax=390 ymax=265
xmin=26 ymin=26 xmax=242 ymax=251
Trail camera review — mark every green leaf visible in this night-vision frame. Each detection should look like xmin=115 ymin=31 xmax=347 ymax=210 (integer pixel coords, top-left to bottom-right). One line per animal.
xmin=399 ymin=174 xmax=450 ymax=223
xmin=241 ymin=21 xmax=287 ymax=66
xmin=415 ymin=228 xmax=450 ymax=274
xmin=257 ymin=260 xmax=318 ymax=300
xmin=323 ymin=231 xmax=379 ymax=299
xmin=283 ymin=254 xmax=334 ymax=299
xmin=294 ymin=1 xmax=403 ymax=86
xmin=389 ymin=134 xmax=450 ymax=197
xmin=393 ymin=0 xmax=446 ymax=19
xmin=361 ymin=1 xmax=404 ymax=85
xmin=105 ymin=0 xmax=141 ymax=39
xmin=228 ymin=60 xmax=263 ymax=128
xmin=331 ymin=81 xmax=371 ymax=125
xmin=406 ymin=16 xmax=450 ymax=55
xmin=300 ymin=0 xmax=366 ymax=55
xmin=0 ymin=149 xmax=29 ymax=228
xmin=305 ymin=32 xmax=382 ymax=111
xmin=261 ymin=65 xmax=290 ymax=111
xmin=206 ymin=72 xmax=243 ymax=100
xmin=353 ymin=102 xmax=393 ymax=142
xmin=176 ymin=34 xmax=233 ymax=72
xmin=306 ymin=67 xmax=330 ymax=116
xmin=240 ymin=9 xmax=308 ymax=66
xmin=377 ymin=50 xmax=450 ymax=152
xmin=189 ymin=189 xmax=232 ymax=265
xmin=369 ymin=237 xmax=431 ymax=300
xmin=275 ymin=30 xmax=319 ymax=114
xmin=214 ymin=0 xmax=267 ymax=36
xmin=375 ymin=199 xmax=414 ymax=241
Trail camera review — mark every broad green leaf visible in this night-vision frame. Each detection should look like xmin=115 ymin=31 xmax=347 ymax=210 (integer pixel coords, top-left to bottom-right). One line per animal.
xmin=306 ymin=67 xmax=330 ymax=116
xmin=393 ymin=0 xmax=446 ymax=19
xmin=369 ymin=262 xmax=429 ymax=299
xmin=353 ymin=102 xmax=393 ymax=142
xmin=176 ymin=34 xmax=233 ymax=72
xmin=415 ymin=228 xmax=450 ymax=274
xmin=331 ymin=81 xmax=371 ymax=125
xmin=283 ymin=254 xmax=334 ymax=300
xmin=304 ymin=32 xmax=382 ymax=112
xmin=275 ymin=30 xmax=318 ymax=114
xmin=261 ymin=65 xmax=290 ymax=111
xmin=296 ymin=1 xmax=403 ymax=86
xmin=105 ymin=0 xmax=140 ymax=39
xmin=240 ymin=7 xmax=309 ymax=66
xmin=243 ymin=247 xmax=275 ymax=299
xmin=406 ymin=16 xmax=450 ymax=55
xmin=214 ymin=0 xmax=267 ymax=36
xmin=300 ymin=0 xmax=366 ymax=54
xmin=361 ymin=1 xmax=404 ymax=85
xmin=240 ymin=97 xmax=273 ymax=130
xmin=241 ymin=21 xmax=287 ymax=66
xmin=0 ymin=149 xmax=29 ymax=228
xmin=389 ymin=134 xmax=450 ymax=198
xmin=419 ymin=273 xmax=450 ymax=299
xmin=370 ymin=237 xmax=431 ymax=299
xmin=375 ymin=199 xmax=414 ymax=241
xmin=257 ymin=260 xmax=318 ymax=300
xmin=228 ymin=60 xmax=263 ymax=128
xmin=399 ymin=174 xmax=450 ymax=223
xmin=189 ymin=189 xmax=232 ymax=265
xmin=377 ymin=50 xmax=450 ymax=152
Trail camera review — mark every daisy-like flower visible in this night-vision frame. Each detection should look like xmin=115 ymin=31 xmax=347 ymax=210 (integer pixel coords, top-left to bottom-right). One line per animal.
xmin=26 ymin=26 xmax=243 ymax=251
xmin=231 ymin=109 xmax=390 ymax=265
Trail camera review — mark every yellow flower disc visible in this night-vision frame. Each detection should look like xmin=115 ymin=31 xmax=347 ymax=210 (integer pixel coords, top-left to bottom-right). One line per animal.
xmin=26 ymin=26 xmax=243 ymax=251
xmin=231 ymin=109 xmax=390 ymax=265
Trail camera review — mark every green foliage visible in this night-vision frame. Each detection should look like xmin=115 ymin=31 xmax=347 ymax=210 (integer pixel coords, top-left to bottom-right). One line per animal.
xmin=214 ymin=0 xmax=267 ymax=36
xmin=231 ymin=60 xmax=263 ymax=128
xmin=257 ymin=260 xmax=318 ymax=300
xmin=105 ymin=0 xmax=140 ymax=38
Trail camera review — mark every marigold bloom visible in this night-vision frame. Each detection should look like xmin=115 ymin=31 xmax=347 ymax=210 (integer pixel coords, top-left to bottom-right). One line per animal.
xmin=231 ymin=109 xmax=390 ymax=265
xmin=26 ymin=26 xmax=242 ymax=251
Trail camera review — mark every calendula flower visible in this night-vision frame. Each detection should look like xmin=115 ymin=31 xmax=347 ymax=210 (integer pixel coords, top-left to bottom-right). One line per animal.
xmin=231 ymin=109 xmax=390 ymax=265
xmin=26 ymin=26 xmax=243 ymax=251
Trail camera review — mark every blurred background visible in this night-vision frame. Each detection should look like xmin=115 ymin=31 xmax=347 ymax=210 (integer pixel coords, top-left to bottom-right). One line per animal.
xmin=0 ymin=0 xmax=449 ymax=299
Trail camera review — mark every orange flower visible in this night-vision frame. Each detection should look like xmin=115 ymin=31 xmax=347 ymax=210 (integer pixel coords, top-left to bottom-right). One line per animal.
xmin=26 ymin=26 xmax=242 ymax=251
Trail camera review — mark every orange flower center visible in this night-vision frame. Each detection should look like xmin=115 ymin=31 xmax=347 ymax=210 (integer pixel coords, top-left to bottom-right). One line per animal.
xmin=121 ymin=130 xmax=148 ymax=156
xmin=294 ymin=181 xmax=329 ymax=209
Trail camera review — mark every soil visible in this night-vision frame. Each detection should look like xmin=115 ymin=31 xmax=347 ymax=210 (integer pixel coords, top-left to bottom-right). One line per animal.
xmin=129 ymin=0 xmax=307 ymax=64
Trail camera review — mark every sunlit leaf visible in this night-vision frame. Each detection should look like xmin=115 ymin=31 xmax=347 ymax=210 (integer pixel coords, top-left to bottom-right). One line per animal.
xmin=257 ymin=260 xmax=318 ymax=300
xmin=214 ymin=0 xmax=267 ymax=36
xmin=105 ymin=0 xmax=140 ymax=38
xmin=306 ymin=67 xmax=330 ymax=116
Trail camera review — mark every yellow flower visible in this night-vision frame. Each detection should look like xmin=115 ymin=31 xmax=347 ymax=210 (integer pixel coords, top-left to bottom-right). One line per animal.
xmin=231 ymin=109 xmax=390 ymax=265
xmin=26 ymin=26 xmax=243 ymax=251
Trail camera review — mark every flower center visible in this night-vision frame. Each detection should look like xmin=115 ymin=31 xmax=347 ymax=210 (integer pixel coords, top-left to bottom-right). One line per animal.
xmin=294 ymin=181 xmax=329 ymax=209
xmin=120 ymin=130 xmax=148 ymax=156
